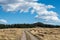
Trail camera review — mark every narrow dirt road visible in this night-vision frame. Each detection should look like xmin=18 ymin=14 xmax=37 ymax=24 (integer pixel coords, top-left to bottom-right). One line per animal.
xmin=21 ymin=31 xmax=27 ymax=40
xmin=25 ymin=31 xmax=39 ymax=40
xmin=21 ymin=31 xmax=40 ymax=40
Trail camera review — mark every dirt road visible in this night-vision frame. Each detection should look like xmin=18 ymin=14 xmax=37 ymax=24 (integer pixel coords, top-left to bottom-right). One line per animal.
xmin=21 ymin=31 xmax=27 ymax=40
xmin=21 ymin=31 xmax=40 ymax=40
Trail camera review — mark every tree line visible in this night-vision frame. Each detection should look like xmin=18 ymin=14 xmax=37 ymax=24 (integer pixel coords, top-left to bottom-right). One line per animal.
xmin=0 ymin=22 xmax=60 ymax=29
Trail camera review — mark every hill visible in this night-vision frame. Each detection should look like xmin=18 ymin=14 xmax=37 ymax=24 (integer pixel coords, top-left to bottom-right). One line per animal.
xmin=0 ymin=22 xmax=60 ymax=28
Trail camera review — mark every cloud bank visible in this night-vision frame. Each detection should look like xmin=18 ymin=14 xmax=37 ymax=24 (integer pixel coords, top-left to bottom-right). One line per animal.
xmin=0 ymin=19 xmax=7 ymax=24
xmin=0 ymin=0 xmax=60 ymax=23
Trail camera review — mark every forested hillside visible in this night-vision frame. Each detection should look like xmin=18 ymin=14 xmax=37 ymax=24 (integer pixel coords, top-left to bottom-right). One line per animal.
xmin=0 ymin=22 xmax=60 ymax=28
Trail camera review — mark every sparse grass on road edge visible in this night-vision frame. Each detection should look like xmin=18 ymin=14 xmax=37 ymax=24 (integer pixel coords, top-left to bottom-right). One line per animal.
xmin=27 ymin=31 xmax=42 ymax=40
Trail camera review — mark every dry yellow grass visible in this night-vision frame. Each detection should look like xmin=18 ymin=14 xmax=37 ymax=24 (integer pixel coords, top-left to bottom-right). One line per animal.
xmin=29 ymin=28 xmax=60 ymax=40
xmin=0 ymin=28 xmax=60 ymax=40
xmin=0 ymin=28 xmax=23 ymax=40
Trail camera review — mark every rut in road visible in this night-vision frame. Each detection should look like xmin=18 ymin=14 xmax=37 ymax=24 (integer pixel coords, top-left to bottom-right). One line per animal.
xmin=21 ymin=31 xmax=40 ymax=40
xmin=25 ymin=31 xmax=40 ymax=40
xmin=21 ymin=31 xmax=27 ymax=40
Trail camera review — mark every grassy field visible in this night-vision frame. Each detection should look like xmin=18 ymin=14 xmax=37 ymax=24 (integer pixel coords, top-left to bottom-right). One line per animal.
xmin=0 ymin=28 xmax=60 ymax=40
xmin=0 ymin=28 xmax=23 ymax=40
xmin=29 ymin=28 xmax=60 ymax=40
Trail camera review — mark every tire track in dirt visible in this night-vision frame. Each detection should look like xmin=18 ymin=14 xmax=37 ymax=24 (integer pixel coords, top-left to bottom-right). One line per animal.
xmin=21 ymin=31 xmax=40 ymax=40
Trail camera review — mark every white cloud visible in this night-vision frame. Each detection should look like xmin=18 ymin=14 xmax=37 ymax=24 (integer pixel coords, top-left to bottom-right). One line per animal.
xmin=35 ymin=11 xmax=60 ymax=22
xmin=0 ymin=19 xmax=7 ymax=23
xmin=0 ymin=0 xmax=60 ymax=22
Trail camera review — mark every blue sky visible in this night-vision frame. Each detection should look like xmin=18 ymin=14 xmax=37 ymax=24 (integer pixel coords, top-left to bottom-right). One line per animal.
xmin=0 ymin=0 xmax=60 ymax=25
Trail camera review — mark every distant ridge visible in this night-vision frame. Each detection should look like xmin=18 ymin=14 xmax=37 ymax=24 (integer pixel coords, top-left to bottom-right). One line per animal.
xmin=0 ymin=22 xmax=60 ymax=29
